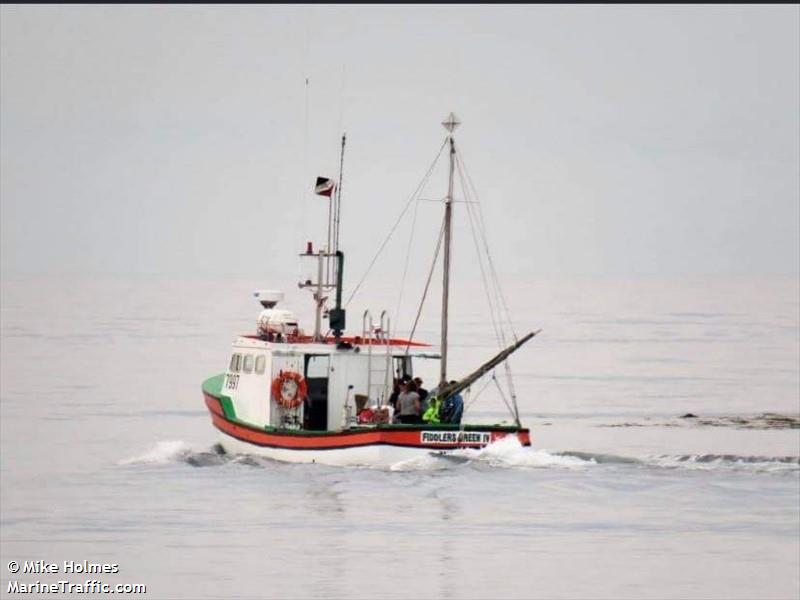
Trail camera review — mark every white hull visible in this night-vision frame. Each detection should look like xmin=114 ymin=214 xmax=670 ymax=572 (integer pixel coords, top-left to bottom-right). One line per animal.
xmin=218 ymin=431 xmax=452 ymax=467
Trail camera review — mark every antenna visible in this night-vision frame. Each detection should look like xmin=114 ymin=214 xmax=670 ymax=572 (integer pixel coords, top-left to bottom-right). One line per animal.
xmin=334 ymin=133 xmax=346 ymax=256
xmin=329 ymin=133 xmax=347 ymax=341
xmin=300 ymin=132 xmax=347 ymax=342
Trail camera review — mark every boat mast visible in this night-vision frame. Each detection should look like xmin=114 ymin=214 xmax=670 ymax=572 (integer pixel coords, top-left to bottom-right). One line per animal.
xmin=329 ymin=134 xmax=347 ymax=341
xmin=298 ymin=136 xmax=348 ymax=343
xmin=333 ymin=134 xmax=346 ymax=258
xmin=440 ymin=112 xmax=460 ymax=386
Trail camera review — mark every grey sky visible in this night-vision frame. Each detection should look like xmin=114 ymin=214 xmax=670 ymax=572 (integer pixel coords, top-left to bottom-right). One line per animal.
xmin=1 ymin=5 xmax=798 ymax=281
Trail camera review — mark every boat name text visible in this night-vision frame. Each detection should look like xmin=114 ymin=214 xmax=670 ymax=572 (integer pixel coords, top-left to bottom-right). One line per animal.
xmin=420 ymin=431 xmax=491 ymax=445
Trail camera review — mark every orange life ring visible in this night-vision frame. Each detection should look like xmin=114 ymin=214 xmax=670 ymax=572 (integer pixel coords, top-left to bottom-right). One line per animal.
xmin=271 ymin=370 xmax=307 ymax=409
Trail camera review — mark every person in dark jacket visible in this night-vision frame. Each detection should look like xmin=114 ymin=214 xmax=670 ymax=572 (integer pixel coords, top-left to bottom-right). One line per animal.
xmin=388 ymin=379 xmax=401 ymax=412
xmin=414 ymin=377 xmax=429 ymax=410
xmin=440 ymin=381 xmax=464 ymax=424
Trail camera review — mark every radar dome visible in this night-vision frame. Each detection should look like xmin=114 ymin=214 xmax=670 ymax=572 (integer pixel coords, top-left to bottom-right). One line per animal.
xmin=254 ymin=290 xmax=284 ymax=309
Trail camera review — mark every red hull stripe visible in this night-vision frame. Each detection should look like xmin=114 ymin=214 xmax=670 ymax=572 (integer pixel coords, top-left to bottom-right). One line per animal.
xmin=205 ymin=394 xmax=226 ymax=418
xmin=204 ymin=393 xmax=530 ymax=451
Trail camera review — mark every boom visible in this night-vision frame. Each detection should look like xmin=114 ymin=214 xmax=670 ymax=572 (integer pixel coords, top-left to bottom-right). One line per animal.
xmin=437 ymin=330 xmax=541 ymax=403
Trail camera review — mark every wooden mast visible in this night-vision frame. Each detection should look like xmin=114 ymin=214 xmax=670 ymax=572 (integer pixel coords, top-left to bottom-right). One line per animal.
xmin=440 ymin=113 xmax=460 ymax=386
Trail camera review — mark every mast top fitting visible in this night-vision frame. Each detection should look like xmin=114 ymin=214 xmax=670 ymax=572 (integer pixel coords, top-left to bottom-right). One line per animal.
xmin=442 ymin=112 xmax=461 ymax=134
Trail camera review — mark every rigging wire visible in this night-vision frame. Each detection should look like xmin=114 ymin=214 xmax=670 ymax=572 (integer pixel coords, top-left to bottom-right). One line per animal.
xmin=464 ymin=372 xmax=495 ymax=412
xmin=457 ymin=160 xmax=517 ymax=423
xmin=456 ymin=152 xmax=522 ymax=425
xmin=334 ymin=134 xmax=346 ymax=256
xmin=492 ymin=372 xmax=516 ymax=418
xmin=333 ymin=66 xmax=347 ymax=263
xmin=461 ymin=370 xmax=514 ymax=422
xmin=476 ymin=201 xmax=517 ymax=339
xmin=393 ymin=191 xmax=422 ymax=329
xmin=459 ymin=156 xmax=522 ymax=423
xmin=404 ymin=214 xmax=446 ymax=355
xmin=457 ymin=150 xmax=519 ymax=341
xmin=457 ymin=158 xmax=505 ymax=350
xmin=345 ymin=137 xmax=448 ymax=307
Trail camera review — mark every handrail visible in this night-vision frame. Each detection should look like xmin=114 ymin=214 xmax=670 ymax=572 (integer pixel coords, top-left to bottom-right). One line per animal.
xmin=379 ymin=310 xmax=391 ymax=406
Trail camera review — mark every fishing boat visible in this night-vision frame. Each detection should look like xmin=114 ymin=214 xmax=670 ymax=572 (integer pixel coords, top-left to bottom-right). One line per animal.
xmin=202 ymin=113 xmax=538 ymax=466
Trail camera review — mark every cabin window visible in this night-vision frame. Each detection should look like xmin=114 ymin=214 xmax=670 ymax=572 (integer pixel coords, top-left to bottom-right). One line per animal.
xmin=394 ymin=356 xmax=412 ymax=380
xmin=243 ymin=354 xmax=254 ymax=374
xmin=254 ymin=355 xmax=266 ymax=374
xmin=305 ymin=355 xmax=330 ymax=378
xmin=229 ymin=353 xmax=242 ymax=373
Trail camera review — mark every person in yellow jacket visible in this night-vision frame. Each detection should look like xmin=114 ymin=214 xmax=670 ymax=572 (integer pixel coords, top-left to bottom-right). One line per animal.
xmin=422 ymin=395 xmax=442 ymax=423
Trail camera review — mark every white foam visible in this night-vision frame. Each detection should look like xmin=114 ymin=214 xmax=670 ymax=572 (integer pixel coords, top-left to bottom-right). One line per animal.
xmin=389 ymin=453 xmax=451 ymax=472
xmin=457 ymin=435 xmax=596 ymax=469
xmin=119 ymin=440 xmax=192 ymax=465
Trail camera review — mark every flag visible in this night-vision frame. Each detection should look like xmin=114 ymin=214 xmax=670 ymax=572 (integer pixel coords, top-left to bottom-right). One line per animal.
xmin=315 ymin=177 xmax=335 ymax=197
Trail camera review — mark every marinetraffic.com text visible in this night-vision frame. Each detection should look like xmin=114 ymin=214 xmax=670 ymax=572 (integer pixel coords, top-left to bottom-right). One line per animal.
xmin=6 ymin=560 xmax=146 ymax=595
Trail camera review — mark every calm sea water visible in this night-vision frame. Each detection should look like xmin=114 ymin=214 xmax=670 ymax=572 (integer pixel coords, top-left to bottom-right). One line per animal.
xmin=1 ymin=275 xmax=798 ymax=600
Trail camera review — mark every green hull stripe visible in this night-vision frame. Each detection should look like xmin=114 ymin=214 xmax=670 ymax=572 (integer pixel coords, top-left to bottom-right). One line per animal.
xmin=202 ymin=374 xmax=237 ymax=420
xmin=219 ymin=396 xmax=237 ymax=420
xmin=202 ymin=373 xmax=225 ymax=396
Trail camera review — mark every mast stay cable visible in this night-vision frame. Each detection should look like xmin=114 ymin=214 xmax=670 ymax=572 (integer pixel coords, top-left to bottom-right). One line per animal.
xmin=404 ymin=214 xmax=446 ymax=355
xmin=345 ymin=137 xmax=448 ymax=307
xmin=455 ymin=153 xmax=522 ymax=425
xmin=393 ymin=188 xmax=423 ymax=329
xmin=457 ymin=149 xmax=519 ymax=342
xmin=462 ymin=162 xmax=522 ymax=424
xmin=464 ymin=373 xmax=495 ymax=412
xmin=457 ymin=158 xmax=505 ymax=350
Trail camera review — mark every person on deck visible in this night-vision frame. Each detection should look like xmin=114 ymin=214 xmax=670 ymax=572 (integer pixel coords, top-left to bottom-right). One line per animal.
xmin=440 ymin=381 xmax=464 ymax=425
xmin=422 ymin=395 xmax=442 ymax=423
xmin=414 ymin=377 xmax=429 ymax=410
xmin=396 ymin=380 xmax=422 ymax=424
xmin=388 ymin=380 xmax=401 ymax=412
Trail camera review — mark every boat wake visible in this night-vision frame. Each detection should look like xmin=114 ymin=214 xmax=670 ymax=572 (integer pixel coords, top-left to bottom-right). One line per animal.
xmin=451 ymin=435 xmax=594 ymax=470
xmin=645 ymin=453 xmax=800 ymax=473
xmin=118 ymin=440 xmax=195 ymax=465
xmin=119 ymin=438 xmax=799 ymax=475
xmin=598 ymin=412 xmax=799 ymax=430
xmin=447 ymin=437 xmax=799 ymax=474
xmin=119 ymin=440 xmax=253 ymax=468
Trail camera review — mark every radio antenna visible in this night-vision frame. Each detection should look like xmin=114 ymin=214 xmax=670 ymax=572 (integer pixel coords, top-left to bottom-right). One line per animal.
xmin=328 ymin=133 xmax=348 ymax=341
xmin=333 ymin=133 xmax=346 ymax=255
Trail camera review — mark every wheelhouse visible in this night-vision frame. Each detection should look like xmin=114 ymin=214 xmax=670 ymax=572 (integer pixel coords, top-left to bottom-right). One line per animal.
xmin=222 ymin=334 xmax=439 ymax=432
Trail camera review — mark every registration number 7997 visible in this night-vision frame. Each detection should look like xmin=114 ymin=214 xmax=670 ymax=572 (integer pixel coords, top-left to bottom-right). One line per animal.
xmin=225 ymin=374 xmax=239 ymax=391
